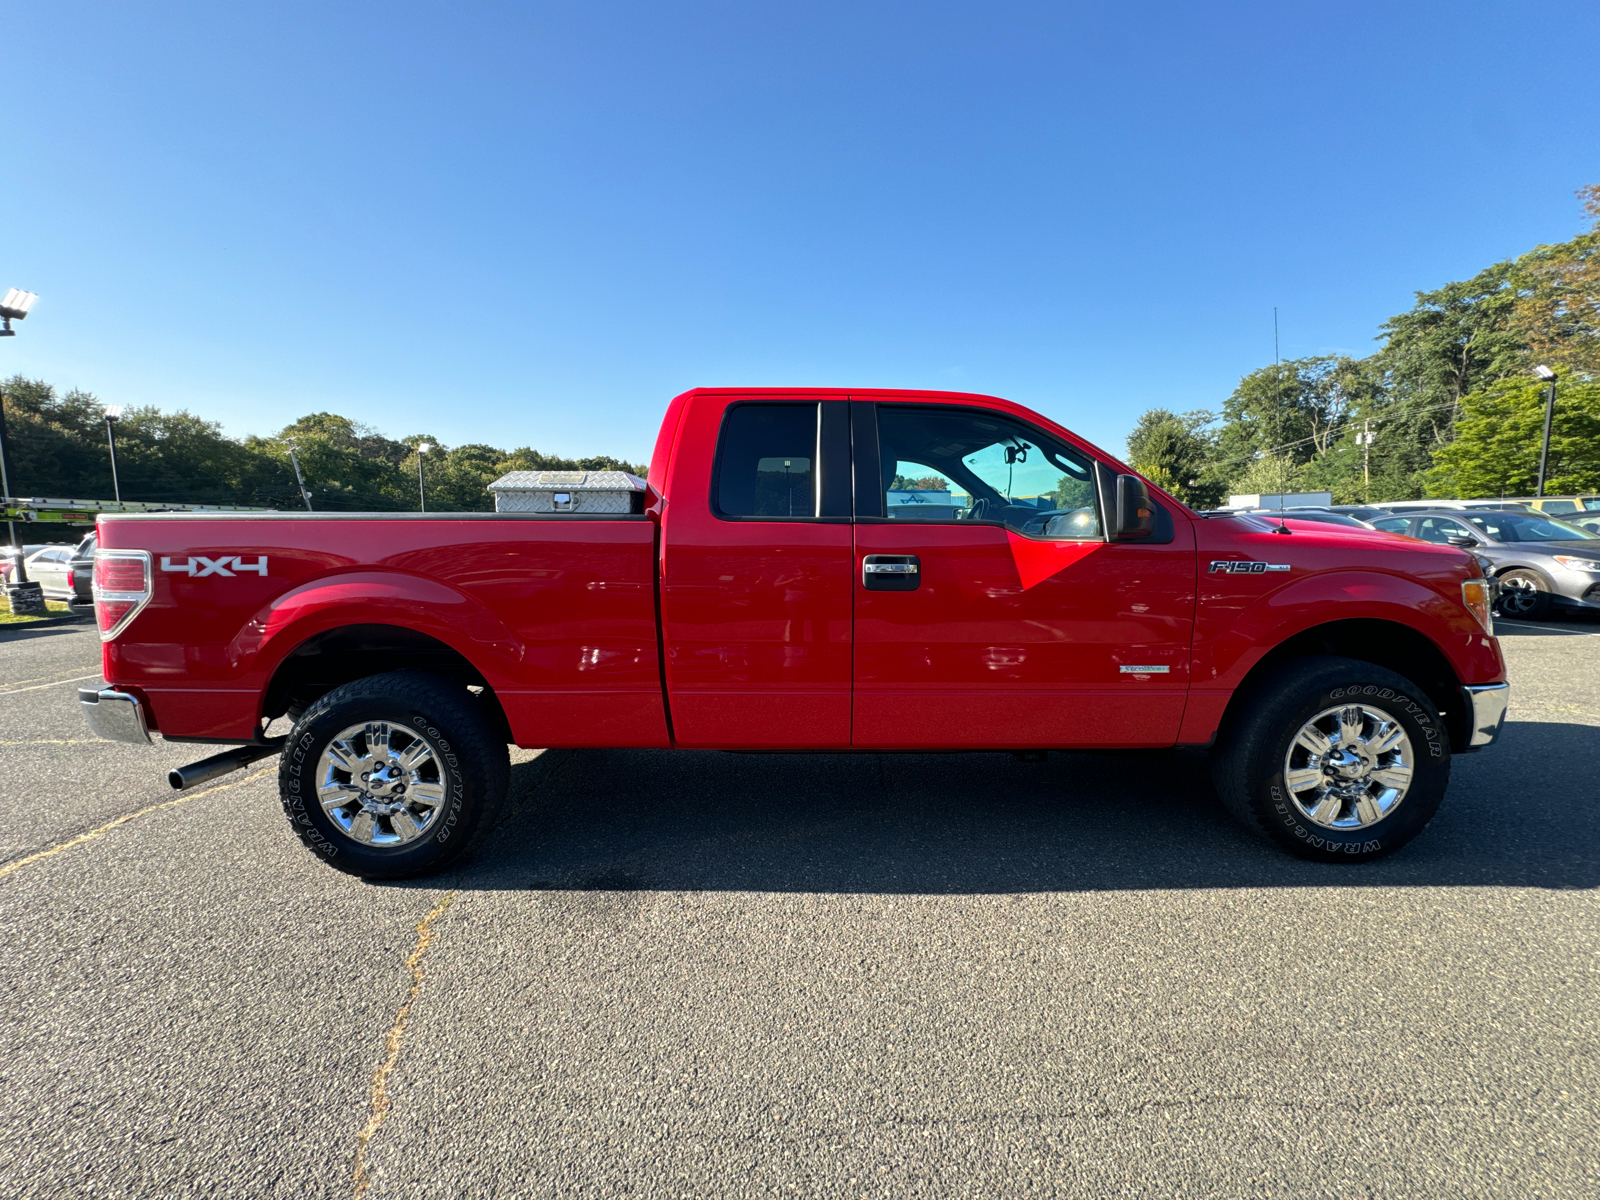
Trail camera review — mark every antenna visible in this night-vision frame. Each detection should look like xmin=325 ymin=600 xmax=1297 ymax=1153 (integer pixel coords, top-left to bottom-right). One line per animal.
xmin=1270 ymin=308 xmax=1289 ymax=533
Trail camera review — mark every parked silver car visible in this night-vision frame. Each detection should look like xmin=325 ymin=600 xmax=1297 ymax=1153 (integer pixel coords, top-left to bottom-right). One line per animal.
xmin=1369 ymin=508 xmax=1600 ymax=620
xmin=15 ymin=544 xmax=79 ymax=601
xmin=1 ymin=543 xmax=79 ymax=599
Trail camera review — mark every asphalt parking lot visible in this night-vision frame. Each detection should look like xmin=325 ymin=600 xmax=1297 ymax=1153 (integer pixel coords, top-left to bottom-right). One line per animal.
xmin=2 ymin=619 xmax=1596 ymax=1198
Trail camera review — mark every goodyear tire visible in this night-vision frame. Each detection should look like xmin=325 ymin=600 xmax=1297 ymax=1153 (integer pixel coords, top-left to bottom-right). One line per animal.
xmin=1211 ymin=656 xmax=1450 ymax=863
xmin=279 ymin=670 xmax=509 ymax=880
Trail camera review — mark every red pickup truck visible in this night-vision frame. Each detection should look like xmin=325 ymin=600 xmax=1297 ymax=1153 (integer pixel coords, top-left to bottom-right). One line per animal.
xmin=80 ymin=388 xmax=1509 ymax=877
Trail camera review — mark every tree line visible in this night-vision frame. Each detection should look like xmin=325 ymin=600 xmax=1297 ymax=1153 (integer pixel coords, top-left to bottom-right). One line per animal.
xmin=1127 ymin=184 xmax=1600 ymax=507
xmin=0 ymin=378 xmax=646 ymax=513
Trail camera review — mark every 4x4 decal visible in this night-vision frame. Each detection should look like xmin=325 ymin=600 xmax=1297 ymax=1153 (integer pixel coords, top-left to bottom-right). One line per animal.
xmin=160 ymin=555 xmax=268 ymax=577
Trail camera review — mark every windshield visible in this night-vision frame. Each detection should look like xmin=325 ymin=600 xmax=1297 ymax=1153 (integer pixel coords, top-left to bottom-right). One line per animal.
xmin=1463 ymin=511 xmax=1600 ymax=542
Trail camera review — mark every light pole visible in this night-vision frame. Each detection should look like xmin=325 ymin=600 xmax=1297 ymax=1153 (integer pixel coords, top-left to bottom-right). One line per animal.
xmin=285 ymin=444 xmax=314 ymax=511
xmin=416 ymin=443 xmax=431 ymax=512
xmin=0 ymin=287 xmax=43 ymax=614
xmin=104 ymin=405 xmax=124 ymax=503
xmin=1533 ymin=364 xmax=1558 ymax=498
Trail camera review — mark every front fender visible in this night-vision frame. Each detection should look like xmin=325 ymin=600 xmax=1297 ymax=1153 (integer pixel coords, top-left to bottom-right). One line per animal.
xmin=1201 ymin=568 xmax=1490 ymax=690
xmin=230 ymin=569 xmax=526 ymax=686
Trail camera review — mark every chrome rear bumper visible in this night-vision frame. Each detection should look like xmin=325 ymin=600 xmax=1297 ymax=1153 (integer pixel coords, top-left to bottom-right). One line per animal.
xmin=79 ymin=687 xmax=152 ymax=744
xmin=1463 ymin=682 xmax=1510 ymax=748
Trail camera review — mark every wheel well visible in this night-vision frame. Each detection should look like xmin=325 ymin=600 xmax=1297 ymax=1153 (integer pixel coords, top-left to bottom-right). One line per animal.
xmin=1225 ymin=618 xmax=1469 ymax=752
xmin=262 ymin=624 xmax=511 ymax=742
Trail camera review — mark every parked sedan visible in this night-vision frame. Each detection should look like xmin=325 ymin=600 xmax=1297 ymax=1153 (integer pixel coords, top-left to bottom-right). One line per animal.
xmin=6 ymin=544 xmax=79 ymax=600
xmin=1368 ymin=508 xmax=1600 ymax=620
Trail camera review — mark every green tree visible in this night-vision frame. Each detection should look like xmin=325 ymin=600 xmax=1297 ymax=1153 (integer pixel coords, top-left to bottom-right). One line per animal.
xmin=252 ymin=413 xmax=414 ymax=510
xmin=2 ymin=375 xmax=648 ymax=513
xmin=1426 ymin=376 xmax=1600 ymax=499
xmin=1124 ymin=408 xmax=1220 ymax=507
xmin=1210 ymin=356 xmax=1370 ymax=497
xmin=1228 ymin=452 xmax=1306 ymax=499
xmin=2 ymin=376 xmax=117 ymax=497
xmin=1512 ymin=183 xmax=1600 ymax=380
xmin=1357 ymin=262 xmax=1531 ymax=499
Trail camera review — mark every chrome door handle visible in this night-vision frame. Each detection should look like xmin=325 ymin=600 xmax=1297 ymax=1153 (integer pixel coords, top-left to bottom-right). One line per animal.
xmin=863 ymin=554 xmax=920 ymax=591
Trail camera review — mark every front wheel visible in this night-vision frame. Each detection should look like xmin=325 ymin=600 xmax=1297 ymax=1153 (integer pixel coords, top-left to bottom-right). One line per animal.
xmin=1212 ymin=656 xmax=1450 ymax=863
xmin=279 ymin=670 xmax=509 ymax=879
xmin=1495 ymin=569 xmax=1553 ymax=621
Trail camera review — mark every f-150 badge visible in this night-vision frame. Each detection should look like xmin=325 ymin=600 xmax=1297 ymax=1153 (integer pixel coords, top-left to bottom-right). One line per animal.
xmin=160 ymin=555 xmax=268 ymax=577
xmin=1208 ymin=560 xmax=1290 ymax=574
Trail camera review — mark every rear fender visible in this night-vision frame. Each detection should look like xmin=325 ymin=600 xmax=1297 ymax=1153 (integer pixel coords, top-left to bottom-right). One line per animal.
xmin=230 ymin=570 xmax=525 ymax=686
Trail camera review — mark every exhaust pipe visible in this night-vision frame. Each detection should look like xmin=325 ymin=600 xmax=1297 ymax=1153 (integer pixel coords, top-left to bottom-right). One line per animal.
xmin=168 ymin=739 xmax=285 ymax=791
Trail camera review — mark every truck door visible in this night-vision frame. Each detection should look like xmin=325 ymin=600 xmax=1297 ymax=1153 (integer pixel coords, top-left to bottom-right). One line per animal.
xmin=660 ymin=395 xmax=855 ymax=748
xmin=850 ymin=400 xmax=1195 ymax=749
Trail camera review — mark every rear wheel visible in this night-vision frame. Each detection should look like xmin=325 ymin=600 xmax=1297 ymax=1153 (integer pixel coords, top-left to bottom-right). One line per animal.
xmin=1496 ymin=569 xmax=1554 ymax=620
xmin=1212 ymin=656 xmax=1450 ymax=863
xmin=279 ymin=670 xmax=508 ymax=879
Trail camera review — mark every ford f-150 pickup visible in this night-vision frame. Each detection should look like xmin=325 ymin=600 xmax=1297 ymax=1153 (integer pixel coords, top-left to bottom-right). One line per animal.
xmin=79 ymin=388 xmax=1510 ymax=877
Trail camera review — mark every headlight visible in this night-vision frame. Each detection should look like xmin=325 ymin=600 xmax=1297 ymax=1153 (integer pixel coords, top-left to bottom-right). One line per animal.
xmin=1461 ymin=579 xmax=1494 ymax=633
xmin=1553 ymin=555 xmax=1600 ymax=573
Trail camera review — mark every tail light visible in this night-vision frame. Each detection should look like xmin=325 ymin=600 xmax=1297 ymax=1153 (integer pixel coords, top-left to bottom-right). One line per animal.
xmin=67 ymin=566 xmax=76 ymax=589
xmin=93 ymin=549 xmax=153 ymax=641
xmin=1461 ymin=579 xmax=1493 ymax=634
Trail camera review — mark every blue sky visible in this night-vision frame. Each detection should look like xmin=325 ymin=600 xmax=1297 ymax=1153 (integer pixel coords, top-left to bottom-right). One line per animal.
xmin=8 ymin=1 xmax=1598 ymax=465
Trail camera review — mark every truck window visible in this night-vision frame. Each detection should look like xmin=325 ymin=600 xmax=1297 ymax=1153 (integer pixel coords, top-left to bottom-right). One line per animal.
xmin=874 ymin=406 xmax=1101 ymax=539
xmin=715 ymin=403 xmax=819 ymax=519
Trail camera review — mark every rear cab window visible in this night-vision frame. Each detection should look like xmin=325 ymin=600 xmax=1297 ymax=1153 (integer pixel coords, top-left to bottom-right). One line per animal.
xmin=715 ymin=404 xmax=818 ymax=518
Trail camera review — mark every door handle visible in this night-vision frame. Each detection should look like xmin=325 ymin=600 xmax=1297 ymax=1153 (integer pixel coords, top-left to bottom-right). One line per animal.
xmin=863 ymin=554 xmax=920 ymax=591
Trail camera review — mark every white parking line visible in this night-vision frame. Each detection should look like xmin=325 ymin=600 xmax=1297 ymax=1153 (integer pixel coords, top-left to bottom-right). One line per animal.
xmin=0 ymin=673 xmax=103 ymax=697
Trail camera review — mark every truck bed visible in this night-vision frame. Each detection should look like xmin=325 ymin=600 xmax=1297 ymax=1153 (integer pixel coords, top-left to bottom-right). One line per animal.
xmin=96 ymin=513 xmax=669 ymax=747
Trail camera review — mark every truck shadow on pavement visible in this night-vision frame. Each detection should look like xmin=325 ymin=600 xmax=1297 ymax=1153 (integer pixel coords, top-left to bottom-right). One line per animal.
xmin=442 ymin=718 xmax=1599 ymax=894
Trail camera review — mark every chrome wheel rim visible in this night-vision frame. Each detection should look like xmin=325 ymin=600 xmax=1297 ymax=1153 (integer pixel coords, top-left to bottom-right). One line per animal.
xmin=315 ymin=721 xmax=448 ymax=847
xmin=1282 ymin=703 xmax=1414 ymax=830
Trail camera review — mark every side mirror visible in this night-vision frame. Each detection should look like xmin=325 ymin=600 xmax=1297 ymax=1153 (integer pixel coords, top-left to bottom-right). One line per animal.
xmin=1446 ymin=534 xmax=1479 ymax=547
xmin=1096 ymin=463 xmax=1155 ymax=540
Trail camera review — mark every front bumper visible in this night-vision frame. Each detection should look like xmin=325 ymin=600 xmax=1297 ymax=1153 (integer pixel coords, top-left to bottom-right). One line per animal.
xmin=79 ymin=687 xmax=152 ymax=744
xmin=1552 ymin=581 xmax=1600 ymax=610
xmin=1462 ymin=682 xmax=1510 ymax=748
